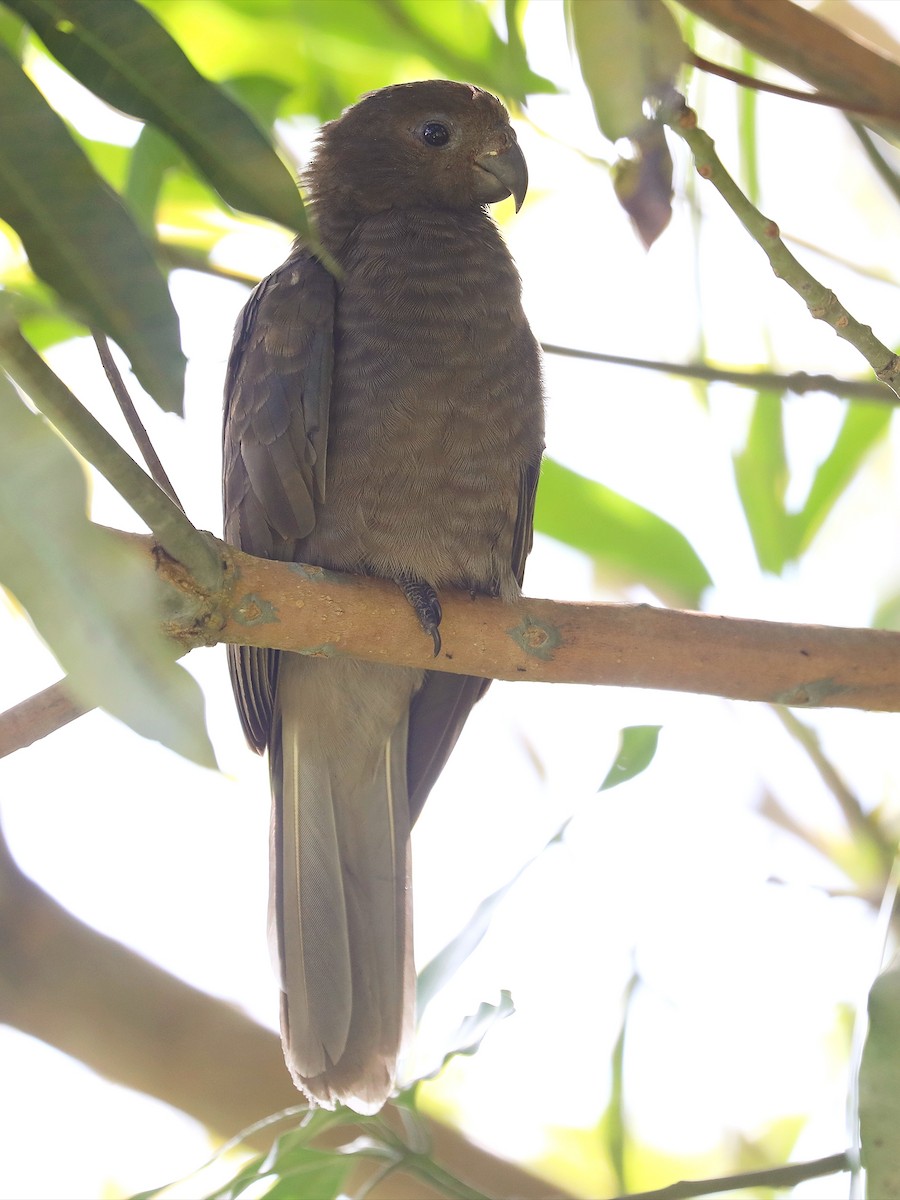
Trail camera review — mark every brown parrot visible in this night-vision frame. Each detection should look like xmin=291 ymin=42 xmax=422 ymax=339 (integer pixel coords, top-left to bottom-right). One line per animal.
xmin=223 ymin=80 xmax=544 ymax=1114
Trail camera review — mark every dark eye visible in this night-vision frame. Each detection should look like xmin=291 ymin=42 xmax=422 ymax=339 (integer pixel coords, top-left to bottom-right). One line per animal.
xmin=421 ymin=121 xmax=450 ymax=147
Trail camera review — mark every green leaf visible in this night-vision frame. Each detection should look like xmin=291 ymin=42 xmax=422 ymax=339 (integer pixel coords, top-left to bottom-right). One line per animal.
xmin=0 ymin=281 xmax=84 ymax=352
xmin=534 ymin=458 xmax=712 ymax=608
xmin=257 ymin=1161 xmax=349 ymax=1200
xmin=859 ymin=952 xmax=900 ymax=1199
xmin=786 ymin=401 xmax=891 ymax=559
xmin=732 ymin=390 xmax=790 ymax=574
xmin=124 ymin=124 xmax=185 ymax=234
xmin=368 ymin=0 xmax=554 ymax=103
xmin=597 ymin=972 xmax=640 ymax=1193
xmin=0 ymin=371 xmax=215 ymax=767
xmin=147 ymin=0 xmax=553 ymax=127
xmin=567 ymin=0 xmax=684 ymax=142
xmin=0 ymin=45 xmax=185 ymax=411
xmin=599 ymin=725 xmax=662 ymax=792
xmin=0 ymin=4 xmax=26 ymax=53
xmin=8 ymin=0 xmax=309 ymax=236
xmin=417 ymin=818 xmax=574 ymax=1020
xmin=416 ymin=992 xmax=516 ymax=1084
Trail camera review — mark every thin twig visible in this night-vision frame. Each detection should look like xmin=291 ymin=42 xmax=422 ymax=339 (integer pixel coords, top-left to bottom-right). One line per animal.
xmin=689 ymin=51 xmax=893 ymax=123
xmin=783 ymin=233 xmax=898 ymax=288
xmin=0 ymin=322 xmax=221 ymax=591
xmin=849 ymin=120 xmax=900 ymax=206
xmin=540 ymin=344 xmax=888 ymax=402
xmin=91 ymin=331 xmax=184 ymax=511
xmin=0 ymin=679 xmax=88 ymax=758
xmin=162 ymin=245 xmax=894 ymax=404
xmin=772 ymin=706 xmax=895 ymax=871
xmin=610 ymin=1150 xmax=851 ymax=1200
xmin=660 ymin=94 xmax=900 ymax=398
xmin=677 ymin=0 xmax=900 ymax=138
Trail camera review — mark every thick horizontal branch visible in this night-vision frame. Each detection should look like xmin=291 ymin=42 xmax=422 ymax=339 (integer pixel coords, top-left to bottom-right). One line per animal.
xmin=676 ymin=0 xmax=900 ymax=137
xmin=152 ymin=536 xmax=900 ymax=713
xmin=0 ymin=829 xmax=565 ymax=1199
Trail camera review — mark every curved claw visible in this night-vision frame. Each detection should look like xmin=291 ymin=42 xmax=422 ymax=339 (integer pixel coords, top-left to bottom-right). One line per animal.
xmin=398 ymin=578 xmax=442 ymax=657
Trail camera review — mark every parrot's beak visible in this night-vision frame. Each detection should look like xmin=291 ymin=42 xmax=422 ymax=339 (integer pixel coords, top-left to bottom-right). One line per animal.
xmin=474 ymin=139 xmax=529 ymax=212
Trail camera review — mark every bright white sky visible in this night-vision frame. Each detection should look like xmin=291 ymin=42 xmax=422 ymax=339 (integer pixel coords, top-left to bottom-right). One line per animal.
xmin=2 ymin=2 xmax=900 ymax=1197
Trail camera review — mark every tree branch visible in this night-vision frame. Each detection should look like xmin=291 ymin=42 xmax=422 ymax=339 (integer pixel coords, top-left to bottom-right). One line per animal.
xmin=676 ymin=0 xmax=900 ymax=138
xmin=91 ymin=330 xmax=184 ymax=510
xmin=5 ymin=533 xmax=900 ymax=766
xmin=611 ymin=1151 xmax=851 ymax=1200
xmin=0 ymin=322 xmax=221 ymax=590
xmin=0 ymin=680 xmax=87 ymax=758
xmin=688 ymin=50 xmax=894 ymax=122
xmin=541 ymin=344 xmax=889 ymax=402
xmin=660 ymin=95 xmax=900 ymax=398
xmin=0 ymin=826 xmax=568 ymax=1199
xmin=161 ymin=536 xmax=900 ymax=713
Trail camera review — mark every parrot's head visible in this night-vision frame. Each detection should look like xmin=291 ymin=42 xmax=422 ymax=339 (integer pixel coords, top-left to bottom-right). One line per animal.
xmin=309 ymin=79 xmax=528 ymax=216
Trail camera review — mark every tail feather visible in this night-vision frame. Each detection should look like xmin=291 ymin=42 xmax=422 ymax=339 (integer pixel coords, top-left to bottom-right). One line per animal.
xmin=270 ymin=656 xmax=418 ymax=1113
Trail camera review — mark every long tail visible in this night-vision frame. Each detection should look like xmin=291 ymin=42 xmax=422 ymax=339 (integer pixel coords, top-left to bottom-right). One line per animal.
xmin=269 ymin=655 xmax=417 ymax=1113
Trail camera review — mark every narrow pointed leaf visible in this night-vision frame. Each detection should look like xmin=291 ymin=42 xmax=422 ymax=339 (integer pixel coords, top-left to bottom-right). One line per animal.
xmin=597 ymin=972 xmax=640 ymax=1193
xmin=535 ymin=458 xmax=712 ymax=607
xmin=10 ymin=0 xmax=308 ymax=235
xmin=417 ymin=818 xmax=574 ymax=1019
xmin=0 ymin=45 xmax=184 ymax=410
xmin=860 ymin=953 xmax=900 ymax=1199
xmin=0 ymin=371 xmax=215 ymax=766
xmin=599 ymin=725 xmax=662 ymax=791
xmin=732 ymin=390 xmax=790 ymax=573
xmin=418 ymin=992 xmax=516 ymax=1084
xmin=787 ymin=401 xmax=891 ymax=559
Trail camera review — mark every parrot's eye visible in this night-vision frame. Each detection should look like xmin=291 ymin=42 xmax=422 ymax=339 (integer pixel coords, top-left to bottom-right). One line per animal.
xmin=421 ymin=121 xmax=450 ymax=147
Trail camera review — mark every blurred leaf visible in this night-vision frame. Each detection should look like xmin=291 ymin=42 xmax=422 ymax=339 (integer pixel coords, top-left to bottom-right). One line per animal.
xmin=786 ymin=401 xmax=891 ymax=559
xmin=416 ymin=992 xmax=516 ymax=1084
xmin=0 ymin=45 xmax=185 ymax=410
xmin=368 ymin=0 xmax=554 ymax=102
xmin=612 ymin=119 xmax=673 ymax=249
xmin=535 ymin=458 xmax=712 ymax=608
xmin=598 ymin=972 xmax=640 ymax=1192
xmin=860 ymin=952 xmax=900 ymax=1199
xmin=732 ymin=390 xmax=790 ymax=574
xmin=0 ymin=279 xmax=84 ymax=351
xmin=125 ymin=125 xmax=183 ymax=234
xmin=567 ymin=0 xmax=684 ymax=142
xmin=873 ymin=588 xmax=900 ymax=630
xmin=0 ymin=4 xmax=26 ymax=53
xmin=147 ymin=0 xmax=553 ymax=125
xmin=737 ymin=50 xmax=761 ymax=206
xmin=0 ymin=370 xmax=215 ymax=767
xmin=9 ymin=0 xmax=309 ymax=236
xmin=223 ymin=72 xmax=295 ymax=129
xmin=599 ymin=725 xmax=662 ymax=792
xmin=224 ymin=1152 xmax=349 ymax=1200
xmin=70 ymin=134 xmax=131 ymax=192
xmin=130 ymin=1109 xmax=346 ymax=1200
xmin=417 ymin=815 xmax=575 ymax=1020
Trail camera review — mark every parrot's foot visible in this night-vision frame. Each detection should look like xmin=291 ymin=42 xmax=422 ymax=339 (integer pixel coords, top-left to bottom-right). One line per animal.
xmin=399 ymin=578 xmax=442 ymax=656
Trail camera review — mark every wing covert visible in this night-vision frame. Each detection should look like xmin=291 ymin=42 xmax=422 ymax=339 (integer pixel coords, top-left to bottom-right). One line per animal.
xmin=223 ymin=249 xmax=336 ymax=751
